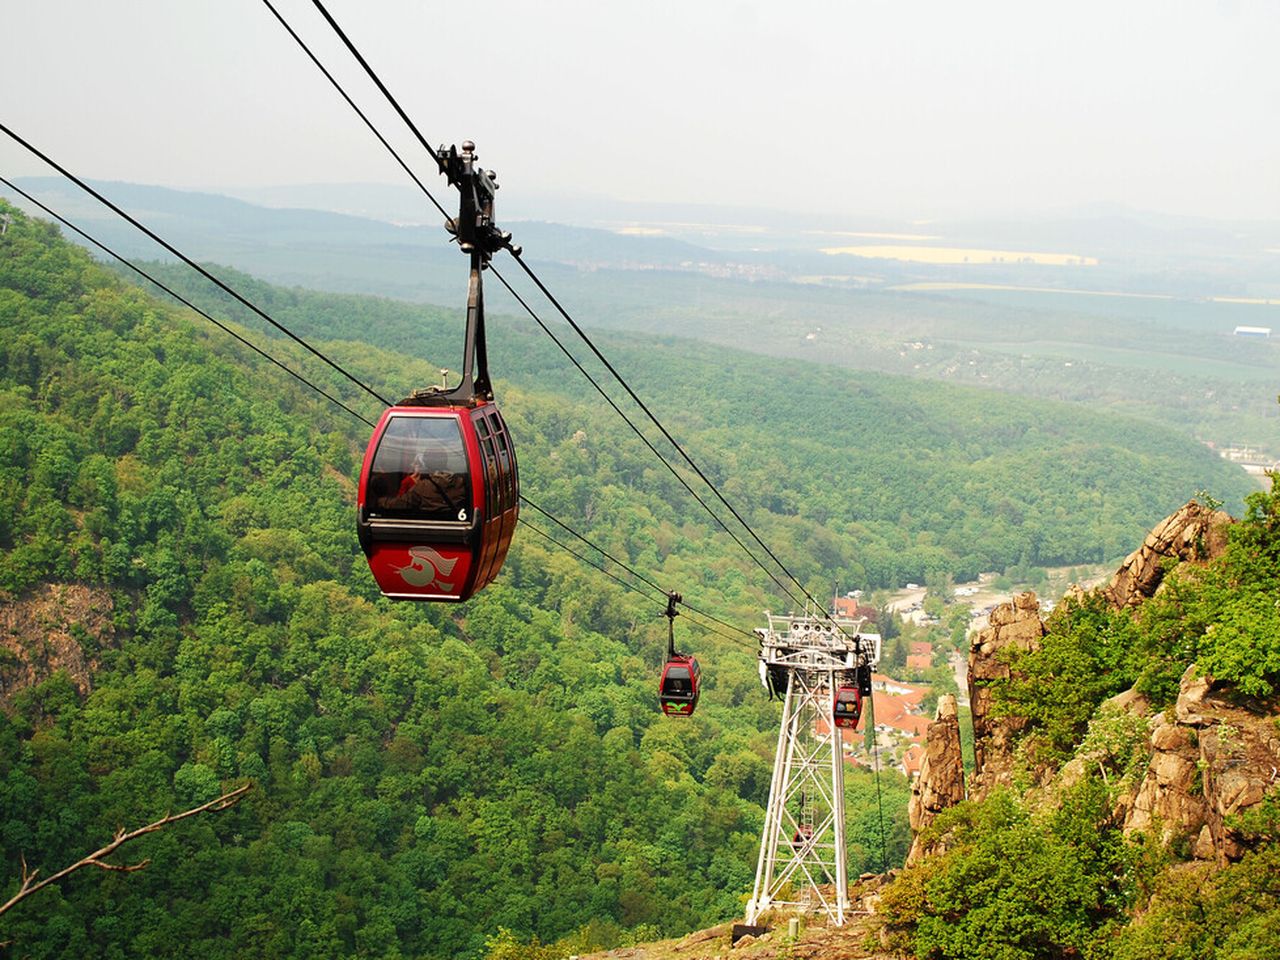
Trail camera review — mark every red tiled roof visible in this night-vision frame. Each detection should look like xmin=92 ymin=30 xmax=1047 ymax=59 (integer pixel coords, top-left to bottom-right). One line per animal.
xmin=906 ymin=654 xmax=933 ymax=673
xmin=886 ymin=714 xmax=932 ymax=738
xmin=872 ymin=675 xmax=930 ymax=705
xmin=832 ymin=598 xmax=878 ymax=621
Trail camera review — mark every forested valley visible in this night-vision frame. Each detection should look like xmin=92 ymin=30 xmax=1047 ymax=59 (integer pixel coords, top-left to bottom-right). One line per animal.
xmin=0 ymin=202 xmax=1261 ymax=957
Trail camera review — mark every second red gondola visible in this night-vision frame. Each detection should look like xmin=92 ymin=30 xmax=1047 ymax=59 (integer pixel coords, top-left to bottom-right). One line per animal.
xmin=658 ymin=592 xmax=701 ymax=716
xmin=659 ymin=653 xmax=702 ymax=717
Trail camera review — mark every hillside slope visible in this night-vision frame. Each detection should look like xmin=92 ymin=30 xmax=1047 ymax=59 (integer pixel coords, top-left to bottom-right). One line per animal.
xmin=0 ymin=201 xmax=1265 ymax=958
xmin=0 ymin=202 xmax=781 ymax=957
xmin=130 ymin=258 xmax=1259 ymax=582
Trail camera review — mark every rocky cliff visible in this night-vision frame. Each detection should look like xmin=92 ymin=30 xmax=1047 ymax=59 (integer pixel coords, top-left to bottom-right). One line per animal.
xmin=1099 ymin=500 xmax=1232 ymax=609
xmin=0 ymin=582 xmax=114 ymax=709
xmin=967 ymin=590 xmax=1046 ymax=799
xmin=907 ymin=499 xmax=1276 ymax=867
xmin=906 ymin=695 xmax=964 ymax=864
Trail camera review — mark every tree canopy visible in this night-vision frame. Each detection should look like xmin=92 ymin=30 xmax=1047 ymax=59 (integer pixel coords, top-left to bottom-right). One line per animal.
xmin=0 ymin=200 xmax=1266 ymax=957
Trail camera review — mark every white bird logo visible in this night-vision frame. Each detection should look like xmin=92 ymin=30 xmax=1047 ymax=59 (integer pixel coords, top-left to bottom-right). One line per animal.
xmin=396 ymin=545 xmax=459 ymax=592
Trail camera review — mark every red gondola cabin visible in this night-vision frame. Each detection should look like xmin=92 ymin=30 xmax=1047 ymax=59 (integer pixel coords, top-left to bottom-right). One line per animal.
xmin=659 ymin=653 xmax=701 ymax=717
xmin=833 ymin=685 xmax=863 ymax=729
xmin=791 ymin=823 xmax=814 ymax=852
xmin=357 ymin=402 xmax=517 ymax=602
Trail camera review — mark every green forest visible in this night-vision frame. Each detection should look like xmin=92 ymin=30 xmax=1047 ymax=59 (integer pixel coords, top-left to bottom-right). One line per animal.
xmin=0 ymin=200 xmax=1264 ymax=957
xmin=131 ymin=257 xmax=1257 ymax=584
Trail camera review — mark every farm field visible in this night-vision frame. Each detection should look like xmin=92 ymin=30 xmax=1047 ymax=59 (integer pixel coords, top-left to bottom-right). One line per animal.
xmin=821 ymin=244 xmax=1098 ymax=265
xmin=977 ymin=339 xmax=1279 ymax=380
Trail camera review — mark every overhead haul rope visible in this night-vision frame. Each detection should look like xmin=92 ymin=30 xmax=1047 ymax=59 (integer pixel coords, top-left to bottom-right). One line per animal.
xmin=504 ymin=247 xmax=835 ymax=614
xmin=0 ymin=175 xmax=375 ymax=428
xmin=0 ymin=121 xmax=392 ymax=409
xmin=0 ymin=160 xmax=746 ymax=644
xmin=283 ymin=0 xmax=887 ymax=863
xmin=262 ymin=0 xmax=828 ymax=616
xmin=489 ymin=267 xmax=807 ymax=609
xmin=517 ymin=517 xmax=755 ymax=649
xmin=519 ymin=496 xmax=757 ymax=643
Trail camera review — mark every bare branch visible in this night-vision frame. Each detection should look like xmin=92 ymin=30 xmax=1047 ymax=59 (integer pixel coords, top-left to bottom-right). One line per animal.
xmin=83 ymin=858 xmax=151 ymax=874
xmin=0 ymin=783 xmax=251 ymax=919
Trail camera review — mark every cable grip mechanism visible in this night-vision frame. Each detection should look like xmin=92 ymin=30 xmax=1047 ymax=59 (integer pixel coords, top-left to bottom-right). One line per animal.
xmin=665 ymin=591 xmax=682 ymax=659
xmin=408 ymin=140 xmax=521 ymax=407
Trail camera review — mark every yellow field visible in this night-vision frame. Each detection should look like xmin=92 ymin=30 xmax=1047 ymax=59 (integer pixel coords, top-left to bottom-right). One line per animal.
xmin=1210 ymin=296 xmax=1280 ymax=306
xmin=807 ymin=230 xmax=941 ymax=241
xmin=890 ymin=281 xmax=1169 ymax=299
xmin=821 ymin=245 xmax=1098 ymax=266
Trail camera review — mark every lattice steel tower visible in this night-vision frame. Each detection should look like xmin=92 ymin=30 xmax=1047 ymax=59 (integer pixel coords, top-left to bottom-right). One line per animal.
xmin=744 ymin=610 xmax=879 ymax=927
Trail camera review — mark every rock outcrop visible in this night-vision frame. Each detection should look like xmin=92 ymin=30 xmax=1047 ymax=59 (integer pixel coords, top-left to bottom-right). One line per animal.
xmin=902 ymin=501 xmax=1275 ymax=881
xmin=0 ymin=583 xmax=114 ymax=709
xmin=967 ymin=591 xmax=1046 ymax=799
xmin=906 ymin=695 xmax=966 ymax=864
xmin=1125 ymin=666 xmax=1280 ymax=863
xmin=1100 ymin=501 xmax=1232 ymax=609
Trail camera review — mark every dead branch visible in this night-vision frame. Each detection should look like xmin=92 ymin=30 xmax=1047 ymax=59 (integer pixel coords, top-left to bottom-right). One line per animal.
xmin=0 ymin=782 xmax=251 ymax=919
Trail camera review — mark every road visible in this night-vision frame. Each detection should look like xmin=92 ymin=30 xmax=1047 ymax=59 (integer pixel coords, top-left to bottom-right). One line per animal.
xmin=949 ymin=650 xmax=969 ymax=705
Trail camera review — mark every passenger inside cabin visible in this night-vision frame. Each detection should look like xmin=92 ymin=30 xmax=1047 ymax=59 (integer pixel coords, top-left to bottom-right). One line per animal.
xmin=370 ymin=419 xmax=470 ymax=521
xmin=663 ymin=665 xmax=693 ymax=697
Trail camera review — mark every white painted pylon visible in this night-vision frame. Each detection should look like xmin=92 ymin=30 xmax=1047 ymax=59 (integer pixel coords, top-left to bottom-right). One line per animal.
xmin=745 ymin=611 xmax=878 ymax=927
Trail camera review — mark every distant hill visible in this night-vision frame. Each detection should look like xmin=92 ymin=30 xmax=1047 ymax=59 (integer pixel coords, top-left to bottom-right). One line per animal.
xmin=5 ymin=177 xmax=1276 ymax=458
xmin=130 ymin=255 xmax=1261 ymax=566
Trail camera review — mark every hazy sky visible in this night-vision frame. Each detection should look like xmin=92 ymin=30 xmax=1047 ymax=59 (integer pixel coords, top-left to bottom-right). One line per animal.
xmin=3 ymin=0 xmax=1278 ymax=222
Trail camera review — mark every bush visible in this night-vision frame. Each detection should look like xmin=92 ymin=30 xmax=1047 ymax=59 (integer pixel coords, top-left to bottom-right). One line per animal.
xmin=994 ymin=594 xmax=1141 ymax=763
xmin=880 ymin=785 xmax=1130 ymax=960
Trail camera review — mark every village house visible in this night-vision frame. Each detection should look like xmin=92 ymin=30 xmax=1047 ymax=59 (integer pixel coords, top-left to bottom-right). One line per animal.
xmin=906 ymin=640 xmax=933 ymax=675
xmin=831 ymin=594 xmax=878 ymax=622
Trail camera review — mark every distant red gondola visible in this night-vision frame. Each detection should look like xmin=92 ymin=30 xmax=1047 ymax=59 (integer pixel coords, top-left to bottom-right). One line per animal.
xmin=832 ymin=684 xmax=863 ymax=729
xmin=791 ymin=823 xmax=814 ymax=852
xmin=659 ymin=653 xmax=702 ymax=717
